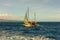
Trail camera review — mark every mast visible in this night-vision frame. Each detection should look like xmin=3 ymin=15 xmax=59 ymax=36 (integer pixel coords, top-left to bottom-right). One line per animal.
xmin=34 ymin=12 xmax=36 ymax=24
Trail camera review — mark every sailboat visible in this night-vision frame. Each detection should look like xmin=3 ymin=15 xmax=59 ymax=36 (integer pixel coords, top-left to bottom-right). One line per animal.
xmin=23 ymin=8 xmax=37 ymax=27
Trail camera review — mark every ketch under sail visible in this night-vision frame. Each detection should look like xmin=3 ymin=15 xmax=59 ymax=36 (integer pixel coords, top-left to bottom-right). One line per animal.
xmin=24 ymin=8 xmax=37 ymax=27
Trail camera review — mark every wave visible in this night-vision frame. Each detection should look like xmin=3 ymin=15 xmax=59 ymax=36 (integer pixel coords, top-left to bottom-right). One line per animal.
xmin=0 ymin=35 xmax=56 ymax=40
xmin=0 ymin=30 xmax=56 ymax=40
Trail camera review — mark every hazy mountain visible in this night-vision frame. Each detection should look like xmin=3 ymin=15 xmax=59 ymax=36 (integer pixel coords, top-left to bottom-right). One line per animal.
xmin=0 ymin=19 xmax=21 ymax=22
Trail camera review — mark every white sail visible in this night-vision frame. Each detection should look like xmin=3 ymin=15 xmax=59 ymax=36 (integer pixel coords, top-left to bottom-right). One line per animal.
xmin=24 ymin=8 xmax=30 ymax=25
xmin=24 ymin=13 xmax=28 ymax=23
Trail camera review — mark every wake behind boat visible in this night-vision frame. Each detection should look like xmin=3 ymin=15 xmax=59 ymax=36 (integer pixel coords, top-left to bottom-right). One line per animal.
xmin=23 ymin=8 xmax=38 ymax=27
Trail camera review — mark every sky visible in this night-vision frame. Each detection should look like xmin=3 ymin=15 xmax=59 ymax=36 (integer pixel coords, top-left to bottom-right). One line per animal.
xmin=0 ymin=0 xmax=60 ymax=21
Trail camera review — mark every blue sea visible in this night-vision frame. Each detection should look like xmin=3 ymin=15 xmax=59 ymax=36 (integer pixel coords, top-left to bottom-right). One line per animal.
xmin=0 ymin=22 xmax=59 ymax=40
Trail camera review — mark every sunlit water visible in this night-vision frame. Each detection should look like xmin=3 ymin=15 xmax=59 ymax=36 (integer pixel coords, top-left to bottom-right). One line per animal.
xmin=0 ymin=22 xmax=59 ymax=40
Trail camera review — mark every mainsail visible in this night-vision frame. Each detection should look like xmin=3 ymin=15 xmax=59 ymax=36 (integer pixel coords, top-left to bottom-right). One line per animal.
xmin=24 ymin=8 xmax=29 ymax=24
xmin=34 ymin=13 xmax=36 ymax=24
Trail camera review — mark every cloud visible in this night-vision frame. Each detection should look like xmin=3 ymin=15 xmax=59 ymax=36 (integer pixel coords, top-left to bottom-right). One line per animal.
xmin=31 ymin=0 xmax=50 ymax=3
xmin=41 ymin=0 xmax=50 ymax=3
xmin=0 ymin=13 xmax=21 ymax=20
xmin=11 ymin=0 xmax=28 ymax=3
xmin=0 ymin=3 xmax=12 ymax=7
xmin=48 ymin=14 xmax=60 ymax=19
xmin=29 ymin=5 xmax=60 ymax=21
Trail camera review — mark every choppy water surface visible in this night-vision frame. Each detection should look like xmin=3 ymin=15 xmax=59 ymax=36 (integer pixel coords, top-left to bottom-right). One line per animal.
xmin=0 ymin=22 xmax=59 ymax=40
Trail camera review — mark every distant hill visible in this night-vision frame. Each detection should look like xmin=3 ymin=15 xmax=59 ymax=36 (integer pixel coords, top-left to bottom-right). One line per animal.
xmin=0 ymin=19 xmax=22 ymax=22
xmin=0 ymin=19 xmax=8 ymax=21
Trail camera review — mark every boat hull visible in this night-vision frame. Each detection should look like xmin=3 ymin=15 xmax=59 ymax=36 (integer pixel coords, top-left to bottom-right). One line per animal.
xmin=23 ymin=24 xmax=32 ymax=27
xmin=23 ymin=23 xmax=39 ymax=27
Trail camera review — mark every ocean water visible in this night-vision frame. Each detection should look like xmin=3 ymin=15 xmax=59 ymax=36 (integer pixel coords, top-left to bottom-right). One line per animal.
xmin=0 ymin=22 xmax=59 ymax=40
